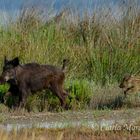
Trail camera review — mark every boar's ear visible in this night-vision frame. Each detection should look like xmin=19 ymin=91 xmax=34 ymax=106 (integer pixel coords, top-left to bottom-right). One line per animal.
xmin=11 ymin=57 xmax=19 ymax=67
xmin=4 ymin=56 xmax=8 ymax=64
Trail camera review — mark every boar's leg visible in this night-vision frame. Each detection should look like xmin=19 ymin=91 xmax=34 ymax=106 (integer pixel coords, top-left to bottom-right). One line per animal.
xmin=19 ymin=84 xmax=31 ymax=108
xmin=49 ymin=82 xmax=67 ymax=108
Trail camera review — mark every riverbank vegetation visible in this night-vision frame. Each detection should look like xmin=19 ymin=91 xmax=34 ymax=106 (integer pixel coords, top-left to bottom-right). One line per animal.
xmin=0 ymin=1 xmax=140 ymax=111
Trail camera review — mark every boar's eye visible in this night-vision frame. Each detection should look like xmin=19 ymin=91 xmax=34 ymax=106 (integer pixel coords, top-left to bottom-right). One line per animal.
xmin=3 ymin=64 xmax=14 ymax=71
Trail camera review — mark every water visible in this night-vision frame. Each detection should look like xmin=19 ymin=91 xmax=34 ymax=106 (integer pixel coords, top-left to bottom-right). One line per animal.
xmin=0 ymin=118 xmax=135 ymax=132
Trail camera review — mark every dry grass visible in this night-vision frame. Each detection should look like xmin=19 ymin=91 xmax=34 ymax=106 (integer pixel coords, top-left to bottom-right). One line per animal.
xmin=0 ymin=127 xmax=140 ymax=140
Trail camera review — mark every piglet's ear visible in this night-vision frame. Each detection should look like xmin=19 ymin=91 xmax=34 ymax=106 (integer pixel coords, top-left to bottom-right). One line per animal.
xmin=11 ymin=57 xmax=20 ymax=67
xmin=124 ymin=73 xmax=131 ymax=80
xmin=4 ymin=56 xmax=8 ymax=64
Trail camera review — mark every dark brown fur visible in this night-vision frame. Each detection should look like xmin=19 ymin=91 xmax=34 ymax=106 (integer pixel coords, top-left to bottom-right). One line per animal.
xmin=0 ymin=57 xmax=69 ymax=108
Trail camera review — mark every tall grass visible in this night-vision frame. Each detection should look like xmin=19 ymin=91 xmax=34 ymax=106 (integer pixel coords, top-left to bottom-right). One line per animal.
xmin=0 ymin=4 xmax=140 ymax=84
xmin=0 ymin=2 xmax=140 ymax=110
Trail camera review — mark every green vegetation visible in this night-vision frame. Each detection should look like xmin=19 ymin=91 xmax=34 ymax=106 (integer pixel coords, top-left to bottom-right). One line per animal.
xmin=0 ymin=84 xmax=9 ymax=103
xmin=0 ymin=84 xmax=9 ymax=95
xmin=0 ymin=3 xmax=140 ymax=111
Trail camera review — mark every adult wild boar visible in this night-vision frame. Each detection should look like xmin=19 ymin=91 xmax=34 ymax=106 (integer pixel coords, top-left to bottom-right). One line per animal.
xmin=0 ymin=57 xmax=69 ymax=108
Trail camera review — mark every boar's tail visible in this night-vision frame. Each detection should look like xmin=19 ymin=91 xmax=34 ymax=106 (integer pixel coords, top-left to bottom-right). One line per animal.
xmin=62 ymin=59 xmax=69 ymax=72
